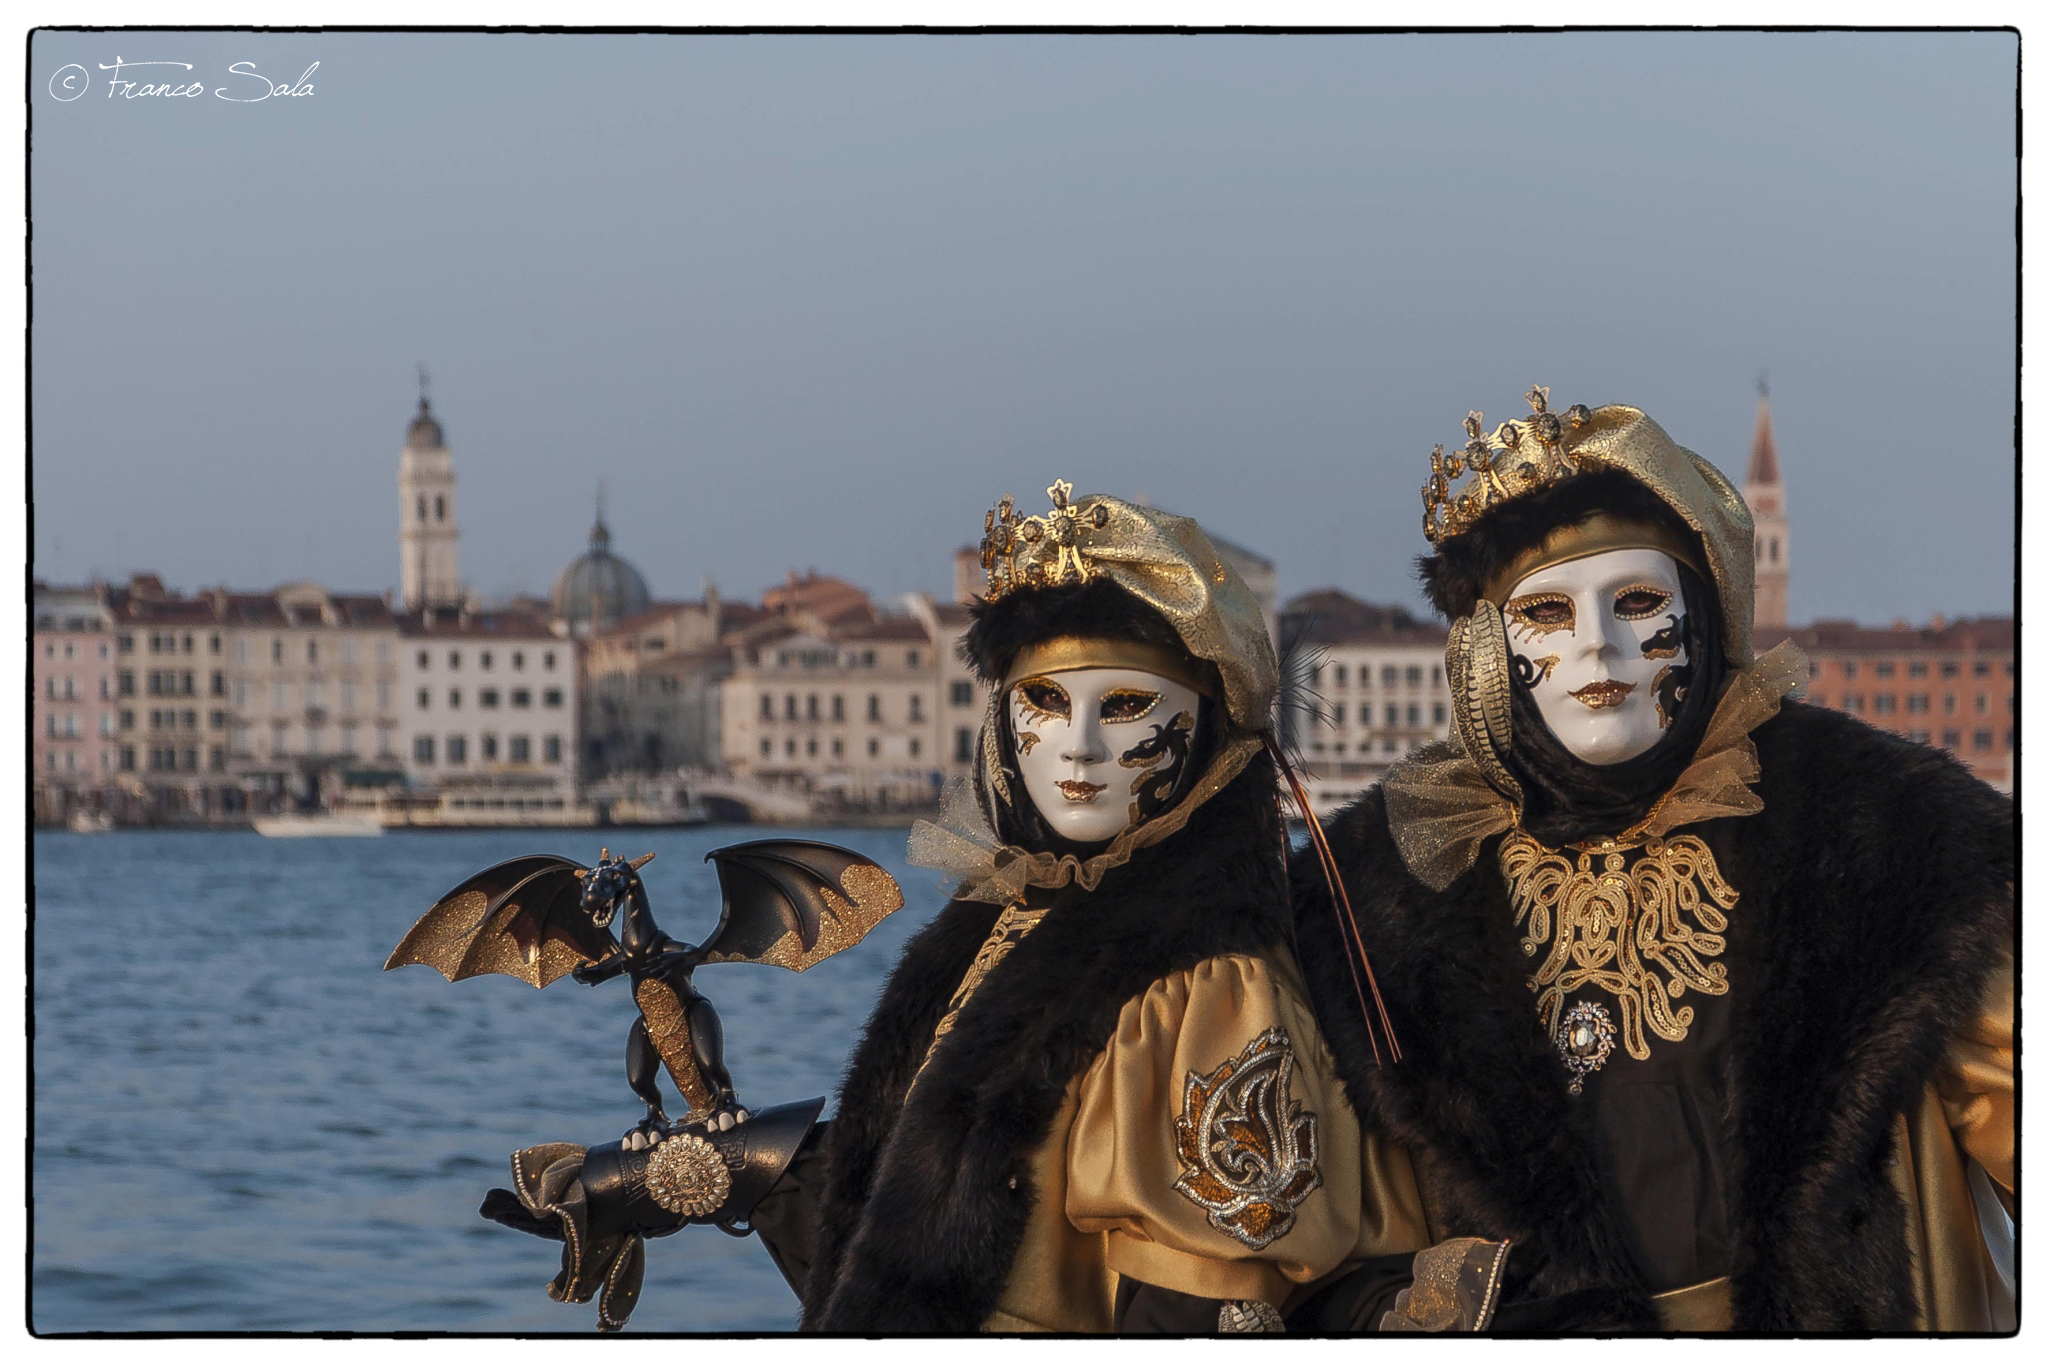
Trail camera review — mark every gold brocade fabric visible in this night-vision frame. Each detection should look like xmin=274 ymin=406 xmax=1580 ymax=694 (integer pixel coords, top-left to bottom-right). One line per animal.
xmin=913 ymin=901 xmax=1052 ymax=1078
xmin=1385 ymin=639 xmax=1810 ymax=892
xmin=1891 ymin=954 xmax=2015 ymax=1332
xmin=986 ymin=952 xmax=1381 ymax=1329
xmin=907 ymin=732 xmax=1264 ymax=905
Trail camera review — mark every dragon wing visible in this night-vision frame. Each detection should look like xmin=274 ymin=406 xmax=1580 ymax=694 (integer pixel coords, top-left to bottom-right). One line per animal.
xmin=698 ymin=840 xmax=904 ymax=972
xmin=384 ymin=854 xmax=616 ymax=988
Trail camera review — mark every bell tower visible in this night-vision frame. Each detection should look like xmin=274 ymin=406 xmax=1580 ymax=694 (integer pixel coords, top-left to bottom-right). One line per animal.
xmin=399 ymin=367 xmax=461 ymax=610
xmin=1744 ymin=378 xmax=1789 ymax=630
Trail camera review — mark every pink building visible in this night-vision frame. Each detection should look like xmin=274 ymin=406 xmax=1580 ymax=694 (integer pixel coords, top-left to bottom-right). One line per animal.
xmin=32 ymin=582 xmax=123 ymax=813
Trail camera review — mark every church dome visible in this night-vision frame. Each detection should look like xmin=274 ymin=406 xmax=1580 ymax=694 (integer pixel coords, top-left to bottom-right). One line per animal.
xmin=407 ymin=396 xmax=445 ymax=450
xmin=551 ymin=516 xmax=652 ymax=636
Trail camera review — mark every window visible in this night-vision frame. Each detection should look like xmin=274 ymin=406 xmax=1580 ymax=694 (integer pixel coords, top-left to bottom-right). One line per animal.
xmin=447 ymin=735 xmax=467 ymax=765
xmin=1876 ymin=661 xmax=1895 ymax=678
xmin=119 ymin=633 xmax=133 ymax=654
xmin=867 ymin=737 xmax=880 ymax=757
xmin=448 ymin=689 xmax=462 ymax=709
xmin=833 ymin=694 xmax=846 ymax=721
xmin=209 ymin=710 xmax=226 ymax=730
xmin=1843 ymin=694 xmax=1864 ymax=713
xmin=270 ymin=723 xmax=288 ymax=757
xmin=510 ymin=735 xmax=531 ymax=763
xmin=416 ymin=688 xmax=430 ymax=710
xmin=785 ymin=738 xmax=796 ymax=758
xmin=868 ymin=694 xmax=882 ymax=722
xmin=480 ymin=733 xmax=498 ymax=761
xmin=785 ymin=694 xmax=798 ymax=721
xmin=909 ymin=695 xmax=924 ymax=722
xmin=1382 ymin=666 xmax=1398 ymax=686
xmin=1942 ymin=730 xmax=1962 ymax=749
xmin=340 ymin=680 xmax=357 ymax=711
xmin=272 ymin=639 xmax=284 ymax=664
xmin=1331 ymin=703 xmax=1346 ymax=726
xmin=1431 ymin=665 xmax=1443 ymax=685
xmin=544 ymin=735 xmax=561 ymax=763
xmin=759 ymin=738 xmax=772 ymax=757
xmin=210 ymin=670 xmax=226 ymax=697
xmin=909 ymin=737 xmax=922 ymax=757
xmin=435 ymin=494 xmax=445 ymax=522
xmin=100 ymin=713 xmax=114 ymax=737
xmin=120 ymin=709 xmax=134 ymax=731
xmin=1973 ymin=661 xmax=1990 ymax=677
xmin=1908 ymin=661 xmax=1927 ymax=678
xmin=306 ymin=679 xmax=324 ymax=708
xmin=955 ymin=727 xmax=973 ymax=763
xmin=1941 ymin=661 xmax=1958 ymax=678
xmin=1334 ymin=664 xmax=1348 ymax=686
xmin=417 ymin=650 xmax=430 ymax=669
xmin=120 ymin=744 xmax=135 ymax=770
xmin=481 ymin=651 xmax=493 ymax=670
xmin=759 ymin=692 xmax=774 ymax=721
xmin=1977 ymin=693 xmax=1988 ymax=714
xmin=1907 ymin=694 xmax=1928 ymax=714
xmin=1843 ymin=662 xmax=1859 ymax=679
xmin=512 ymin=689 xmax=531 ymax=708
xmin=832 ymin=738 xmax=844 ymax=758
xmin=478 ymin=688 xmax=499 ymax=708
xmin=806 ymin=737 xmax=819 ymax=757
xmin=1874 ymin=695 xmax=1896 ymax=714
xmin=1407 ymin=704 xmax=1420 ymax=726
xmin=449 ymin=651 xmax=462 ymax=671
xmin=544 ymin=652 xmax=556 ymax=670
xmin=950 ymin=681 xmax=974 ymax=706
xmin=907 ymin=650 xmax=920 ymax=669
xmin=1974 ymin=730 xmax=1993 ymax=751
xmin=1385 ymin=704 xmax=1398 ymax=726
xmin=513 ymin=651 xmax=525 ymax=670
xmin=1406 ymin=666 xmax=1422 ymax=686
xmin=118 ymin=670 xmax=134 ymax=697
xmin=307 ymin=639 xmax=320 ymax=664
xmin=807 ymin=694 xmax=819 ymax=721
xmin=1907 ymin=729 xmax=1929 ymax=744
xmin=1432 ymin=704 xmax=1446 ymax=725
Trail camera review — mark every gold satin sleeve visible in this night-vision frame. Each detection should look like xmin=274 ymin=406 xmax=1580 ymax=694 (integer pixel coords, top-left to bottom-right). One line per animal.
xmin=1934 ymin=954 xmax=2013 ymax=1197
xmin=1065 ymin=952 xmax=1363 ymax=1307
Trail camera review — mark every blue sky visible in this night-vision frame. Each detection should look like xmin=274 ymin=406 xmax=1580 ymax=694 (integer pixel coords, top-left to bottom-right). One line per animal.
xmin=30 ymin=30 xmax=2016 ymax=623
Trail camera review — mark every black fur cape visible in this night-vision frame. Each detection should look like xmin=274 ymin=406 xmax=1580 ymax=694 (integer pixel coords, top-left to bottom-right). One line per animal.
xmin=800 ymin=749 xmax=1291 ymax=1331
xmin=1292 ymin=702 xmax=2013 ymax=1332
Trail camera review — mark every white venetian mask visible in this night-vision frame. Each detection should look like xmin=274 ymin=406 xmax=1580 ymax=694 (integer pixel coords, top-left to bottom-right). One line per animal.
xmin=1007 ymin=666 xmax=1206 ymax=844
xmin=1501 ymin=547 xmax=1692 ymax=765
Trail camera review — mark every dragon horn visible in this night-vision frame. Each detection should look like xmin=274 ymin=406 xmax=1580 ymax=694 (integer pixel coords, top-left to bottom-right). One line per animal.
xmin=629 ymin=852 xmax=656 ymax=870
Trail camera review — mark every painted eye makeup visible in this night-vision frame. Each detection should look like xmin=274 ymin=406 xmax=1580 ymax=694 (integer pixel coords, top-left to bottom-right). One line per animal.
xmin=1505 ymin=592 xmax=1575 ymax=636
xmin=1613 ymin=585 xmax=1674 ymax=621
xmin=1096 ymin=688 xmax=1162 ymax=724
xmin=1012 ymin=676 xmax=1072 ymax=726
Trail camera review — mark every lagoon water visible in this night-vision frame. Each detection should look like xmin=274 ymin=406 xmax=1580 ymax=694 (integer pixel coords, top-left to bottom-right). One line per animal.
xmin=31 ymin=827 xmax=946 ymax=1334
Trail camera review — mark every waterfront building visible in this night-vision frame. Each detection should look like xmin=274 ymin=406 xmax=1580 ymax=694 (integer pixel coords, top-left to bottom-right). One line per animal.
xmin=399 ymin=388 xmax=462 ymax=611
xmin=1760 ymin=615 xmax=2014 ymax=792
xmin=216 ymin=582 xmax=403 ymax=807
xmin=397 ymin=604 xmax=580 ymax=805
xmin=31 ymin=582 xmax=122 ymax=816
xmin=717 ymin=574 xmax=984 ymax=811
xmin=1746 ymin=382 xmax=1791 ymax=630
xmin=1279 ymin=589 xmax=1453 ymax=817
xmin=581 ymin=587 xmax=765 ymax=776
xmin=550 ymin=503 xmax=652 ymax=640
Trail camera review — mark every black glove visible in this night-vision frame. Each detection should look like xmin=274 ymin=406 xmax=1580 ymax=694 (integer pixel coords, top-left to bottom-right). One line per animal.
xmin=479 ymin=1097 xmax=823 ymax=1330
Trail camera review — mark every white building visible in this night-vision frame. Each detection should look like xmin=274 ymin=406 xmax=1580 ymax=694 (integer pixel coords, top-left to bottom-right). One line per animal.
xmin=399 ymin=390 xmax=462 ymax=610
xmin=397 ymin=606 xmax=579 ymax=801
xmin=1280 ymin=590 xmax=1453 ymax=818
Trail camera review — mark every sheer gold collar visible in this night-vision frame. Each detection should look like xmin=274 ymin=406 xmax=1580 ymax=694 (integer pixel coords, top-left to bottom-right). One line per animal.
xmin=1383 ymin=640 xmax=1810 ymax=891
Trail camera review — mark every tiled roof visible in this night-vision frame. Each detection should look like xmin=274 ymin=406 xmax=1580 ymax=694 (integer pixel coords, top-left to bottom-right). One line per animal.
xmin=1755 ymin=616 xmax=2012 ymax=654
xmin=1280 ymin=590 xmax=1447 ymax=646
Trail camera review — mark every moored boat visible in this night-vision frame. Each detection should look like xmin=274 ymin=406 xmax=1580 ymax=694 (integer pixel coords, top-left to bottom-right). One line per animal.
xmin=252 ymin=813 xmax=385 ymax=838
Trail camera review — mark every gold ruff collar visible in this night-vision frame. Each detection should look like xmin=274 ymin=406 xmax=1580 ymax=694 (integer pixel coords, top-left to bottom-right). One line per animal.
xmin=1382 ymin=640 xmax=1810 ymax=893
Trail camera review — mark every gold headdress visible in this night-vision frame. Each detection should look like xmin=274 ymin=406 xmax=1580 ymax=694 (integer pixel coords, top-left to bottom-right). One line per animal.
xmin=1421 ymin=387 xmax=1758 ymax=667
xmin=980 ymin=480 xmax=1108 ymax=601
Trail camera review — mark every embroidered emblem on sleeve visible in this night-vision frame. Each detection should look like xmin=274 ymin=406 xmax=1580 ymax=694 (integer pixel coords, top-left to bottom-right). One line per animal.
xmin=1217 ymin=1299 xmax=1285 ymax=1333
xmin=1171 ymin=1027 xmax=1321 ymax=1250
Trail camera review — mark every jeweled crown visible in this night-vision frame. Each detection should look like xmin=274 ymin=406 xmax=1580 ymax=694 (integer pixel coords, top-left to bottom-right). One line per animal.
xmin=979 ymin=479 xmax=1112 ymax=602
xmin=1422 ymin=386 xmax=1597 ymax=544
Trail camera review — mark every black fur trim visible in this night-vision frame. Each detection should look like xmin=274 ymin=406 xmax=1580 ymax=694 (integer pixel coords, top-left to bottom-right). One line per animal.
xmin=1418 ymin=472 xmax=1707 ymax=621
xmin=801 ymin=749 xmax=1289 ymax=1331
xmin=962 ymin=580 xmax=1195 ymax=686
xmin=1292 ymin=703 xmax=2013 ymax=1331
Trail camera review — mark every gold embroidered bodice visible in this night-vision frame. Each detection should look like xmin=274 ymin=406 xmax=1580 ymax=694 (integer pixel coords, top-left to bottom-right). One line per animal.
xmin=1499 ymin=827 xmax=1735 ymax=1064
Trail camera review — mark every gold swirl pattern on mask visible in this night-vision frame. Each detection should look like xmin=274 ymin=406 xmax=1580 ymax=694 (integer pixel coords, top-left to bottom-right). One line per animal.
xmin=1500 ymin=830 xmax=1734 ymax=1069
